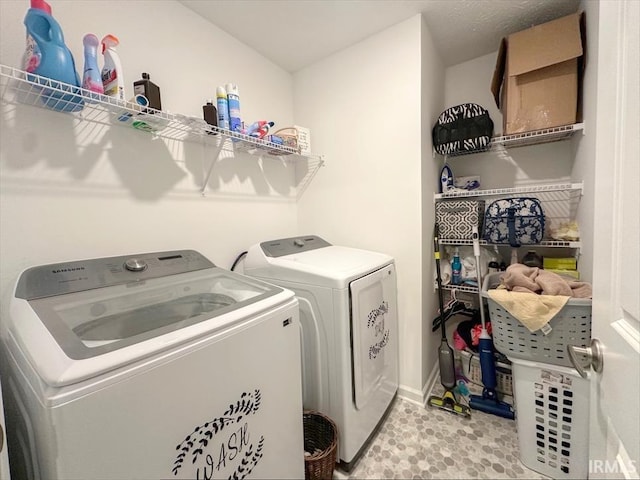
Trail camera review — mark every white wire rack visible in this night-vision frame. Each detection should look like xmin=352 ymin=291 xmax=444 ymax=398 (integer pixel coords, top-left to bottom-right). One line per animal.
xmin=434 ymin=182 xmax=583 ymax=200
xmin=0 ymin=63 xmax=324 ymax=199
xmin=435 ymin=282 xmax=481 ymax=294
xmin=435 ymin=182 xmax=583 ymax=249
xmin=441 ymin=123 xmax=585 ymax=159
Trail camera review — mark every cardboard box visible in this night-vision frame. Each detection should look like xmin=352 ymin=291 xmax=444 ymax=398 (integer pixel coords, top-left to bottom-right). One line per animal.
xmin=491 ymin=12 xmax=585 ymax=135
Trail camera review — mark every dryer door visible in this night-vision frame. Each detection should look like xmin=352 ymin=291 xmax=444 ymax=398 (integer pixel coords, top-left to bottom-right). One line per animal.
xmin=350 ymin=264 xmax=397 ymax=409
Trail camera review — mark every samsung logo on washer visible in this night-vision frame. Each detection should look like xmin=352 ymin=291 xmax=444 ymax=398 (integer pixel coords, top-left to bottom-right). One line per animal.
xmin=172 ymin=390 xmax=265 ymax=480
xmin=52 ymin=266 xmax=85 ymax=274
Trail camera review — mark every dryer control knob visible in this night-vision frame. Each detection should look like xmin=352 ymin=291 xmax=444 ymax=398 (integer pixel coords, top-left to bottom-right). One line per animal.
xmin=124 ymin=258 xmax=147 ymax=272
xmin=294 ymin=239 xmax=305 ymax=247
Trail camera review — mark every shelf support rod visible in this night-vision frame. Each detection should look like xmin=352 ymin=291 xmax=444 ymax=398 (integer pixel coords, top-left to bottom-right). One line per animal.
xmin=201 ymin=143 xmax=224 ymax=196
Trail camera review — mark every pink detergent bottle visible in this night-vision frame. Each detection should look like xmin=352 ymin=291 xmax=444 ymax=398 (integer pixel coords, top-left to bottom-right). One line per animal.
xmin=82 ymin=34 xmax=104 ymax=95
xmin=23 ymin=0 xmax=84 ymax=112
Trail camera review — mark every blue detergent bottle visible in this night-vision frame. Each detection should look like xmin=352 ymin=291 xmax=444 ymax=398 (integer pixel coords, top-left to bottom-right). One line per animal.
xmin=21 ymin=0 xmax=50 ymax=73
xmin=23 ymin=0 xmax=84 ymax=112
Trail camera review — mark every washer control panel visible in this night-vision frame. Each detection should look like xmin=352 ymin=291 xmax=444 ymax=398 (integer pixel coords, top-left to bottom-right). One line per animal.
xmin=15 ymin=250 xmax=215 ymax=300
xmin=260 ymin=235 xmax=332 ymax=257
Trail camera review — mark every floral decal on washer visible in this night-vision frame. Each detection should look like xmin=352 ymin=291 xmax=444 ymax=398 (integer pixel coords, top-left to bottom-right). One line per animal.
xmin=368 ymin=301 xmax=390 ymax=359
xmin=171 ymin=389 xmax=264 ymax=479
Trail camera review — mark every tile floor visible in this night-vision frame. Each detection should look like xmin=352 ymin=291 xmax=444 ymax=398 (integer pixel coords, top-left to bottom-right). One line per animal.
xmin=335 ymin=394 xmax=548 ymax=479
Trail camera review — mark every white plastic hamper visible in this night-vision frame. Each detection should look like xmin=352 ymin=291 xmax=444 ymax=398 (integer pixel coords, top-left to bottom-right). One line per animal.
xmin=511 ymin=358 xmax=589 ymax=479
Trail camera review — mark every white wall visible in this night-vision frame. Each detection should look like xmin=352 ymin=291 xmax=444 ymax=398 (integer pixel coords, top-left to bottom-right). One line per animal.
xmin=420 ymin=17 xmax=446 ymax=390
xmin=572 ymin=0 xmax=598 ymax=282
xmin=0 ymin=1 xmax=301 ymax=318
xmin=293 ymin=15 xmax=436 ymax=400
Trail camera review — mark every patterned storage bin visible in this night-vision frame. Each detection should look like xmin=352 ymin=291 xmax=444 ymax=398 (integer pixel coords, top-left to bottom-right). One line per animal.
xmin=435 ymin=200 xmax=485 ymax=239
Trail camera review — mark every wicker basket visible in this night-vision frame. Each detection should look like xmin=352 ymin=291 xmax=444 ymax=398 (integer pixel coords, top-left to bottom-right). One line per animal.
xmin=481 ymin=272 xmax=592 ymax=367
xmin=263 ymin=127 xmax=300 ymax=155
xmin=303 ymin=411 xmax=338 ymax=480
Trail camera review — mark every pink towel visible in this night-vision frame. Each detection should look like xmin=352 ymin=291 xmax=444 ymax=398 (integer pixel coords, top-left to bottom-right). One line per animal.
xmin=500 ymin=263 xmax=592 ymax=298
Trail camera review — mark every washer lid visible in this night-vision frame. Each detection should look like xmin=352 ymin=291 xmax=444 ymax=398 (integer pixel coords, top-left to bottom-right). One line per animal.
xmin=18 ymin=266 xmax=285 ymax=361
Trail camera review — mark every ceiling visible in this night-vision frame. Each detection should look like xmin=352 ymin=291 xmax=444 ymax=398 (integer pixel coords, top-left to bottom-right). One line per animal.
xmin=179 ymin=0 xmax=580 ymax=73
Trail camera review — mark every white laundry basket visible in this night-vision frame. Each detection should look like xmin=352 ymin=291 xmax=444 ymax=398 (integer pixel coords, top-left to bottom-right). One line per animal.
xmin=510 ymin=358 xmax=589 ymax=479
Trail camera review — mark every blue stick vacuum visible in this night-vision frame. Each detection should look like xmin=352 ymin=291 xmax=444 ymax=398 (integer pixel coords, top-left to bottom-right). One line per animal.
xmin=468 ymin=226 xmax=515 ymax=420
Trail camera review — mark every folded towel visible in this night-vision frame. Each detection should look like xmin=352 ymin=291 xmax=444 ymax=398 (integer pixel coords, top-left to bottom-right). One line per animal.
xmin=488 ymin=289 xmax=570 ymax=333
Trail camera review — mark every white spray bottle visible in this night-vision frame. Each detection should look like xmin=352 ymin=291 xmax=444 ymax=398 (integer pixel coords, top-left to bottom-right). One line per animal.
xmin=101 ymin=34 xmax=125 ymax=101
xmin=225 ymin=83 xmax=241 ymax=133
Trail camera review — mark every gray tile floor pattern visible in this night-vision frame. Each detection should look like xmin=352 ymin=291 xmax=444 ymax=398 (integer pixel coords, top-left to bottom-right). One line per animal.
xmin=336 ymin=395 xmax=549 ymax=479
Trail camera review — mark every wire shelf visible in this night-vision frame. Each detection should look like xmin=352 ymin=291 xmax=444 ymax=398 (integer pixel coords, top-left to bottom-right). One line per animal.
xmin=0 ymin=63 xmax=324 ymax=199
xmin=434 ymin=282 xmax=479 ymax=294
xmin=441 ymin=123 xmax=584 ymax=158
xmin=435 ymin=183 xmax=583 ymax=248
xmin=438 ymin=238 xmax=581 ymax=248
xmin=434 ymin=182 xmax=583 ymax=200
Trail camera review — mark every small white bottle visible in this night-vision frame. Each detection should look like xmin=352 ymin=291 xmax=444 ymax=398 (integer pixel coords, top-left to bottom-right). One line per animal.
xmin=101 ymin=34 xmax=125 ymax=101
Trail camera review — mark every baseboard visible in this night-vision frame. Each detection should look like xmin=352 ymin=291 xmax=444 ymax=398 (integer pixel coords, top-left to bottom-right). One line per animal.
xmin=397 ymin=384 xmax=424 ymax=406
xmin=397 ymin=363 xmax=440 ymax=407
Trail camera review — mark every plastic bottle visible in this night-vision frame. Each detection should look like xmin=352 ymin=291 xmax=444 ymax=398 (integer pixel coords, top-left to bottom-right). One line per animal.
xmin=101 ymin=35 xmax=125 ymax=101
xmin=216 ymin=86 xmax=230 ymax=130
xmin=23 ymin=0 xmax=84 ymax=112
xmin=202 ymin=100 xmax=218 ymax=135
xmin=451 ymin=249 xmax=462 ymax=285
xmin=246 ymin=120 xmax=274 ymax=139
xmin=116 ymin=94 xmax=148 ymax=124
xmin=440 ymin=165 xmax=454 ymax=193
xmin=133 ymin=73 xmax=161 ymax=111
xmin=82 ymin=34 xmax=104 ymax=95
xmin=22 ymin=0 xmax=51 ymax=74
xmin=225 ymin=83 xmax=241 ymax=133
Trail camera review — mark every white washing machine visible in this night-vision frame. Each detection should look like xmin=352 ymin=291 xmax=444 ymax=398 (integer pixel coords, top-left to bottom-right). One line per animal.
xmin=0 ymin=250 xmax=304 ymax=480
xmin=243 ymin=235 xmax=398 ymax=470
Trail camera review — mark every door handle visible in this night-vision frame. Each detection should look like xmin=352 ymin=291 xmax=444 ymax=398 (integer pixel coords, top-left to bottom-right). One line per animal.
xmin=567 ymin=338 xmax=603 ymax=379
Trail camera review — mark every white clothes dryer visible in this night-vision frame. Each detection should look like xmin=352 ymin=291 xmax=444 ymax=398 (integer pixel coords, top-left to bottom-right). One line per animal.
xmin=243 ymin=236 xmax=399 ymax=470
xmin=0 ymin=250 xmax=304 ymax=480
